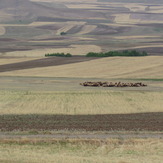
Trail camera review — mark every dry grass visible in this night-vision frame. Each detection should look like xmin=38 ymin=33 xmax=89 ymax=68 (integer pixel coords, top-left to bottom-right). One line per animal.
xmin=0 ymin=90 xmax=163 ymax=115
xmin=0 ymin=57 xmax=42 ymax=65
xmin=0 ymin=139 xmax=162 ymax=163
xmin=1 ymin=45 xmax=101 ymax=57
xmin=1 ymin=56 xmax=163 ymax=79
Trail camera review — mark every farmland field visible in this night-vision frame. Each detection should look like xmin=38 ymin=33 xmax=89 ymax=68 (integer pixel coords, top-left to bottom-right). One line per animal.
xmin=0 ymin=0 xmax=163 ymax=162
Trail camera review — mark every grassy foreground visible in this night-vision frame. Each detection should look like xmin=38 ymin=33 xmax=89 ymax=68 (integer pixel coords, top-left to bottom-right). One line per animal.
xmin=0 ymin=139 xmax=163 ymax=163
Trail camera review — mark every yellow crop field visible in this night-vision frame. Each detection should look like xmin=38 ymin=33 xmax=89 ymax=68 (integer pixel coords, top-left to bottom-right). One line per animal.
xmin=0 ymin=139 xmax=162 ymax=163
xmin=0 ymin=57 xmax=41 ymax=65
xmin=1 ymin=56 xmax=163 ymax=79
xmin=0 ymin=90 xmax=163 ymax=115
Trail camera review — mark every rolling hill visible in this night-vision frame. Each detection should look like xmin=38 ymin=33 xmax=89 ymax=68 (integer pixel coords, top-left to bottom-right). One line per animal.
xmin=0 ymin=0 xmax=163 ymax=55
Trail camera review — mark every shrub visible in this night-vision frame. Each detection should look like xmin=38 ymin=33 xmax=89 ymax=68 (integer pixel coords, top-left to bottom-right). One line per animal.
xmin=60 ymin=32 xmax=67 ymax=35
xmin=45 ymin=53 xmax=72 ymax=57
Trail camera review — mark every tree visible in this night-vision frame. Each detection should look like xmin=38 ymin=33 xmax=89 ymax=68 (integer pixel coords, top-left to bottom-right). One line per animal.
xmin=60 ymin=32 xmax=67 ymax=36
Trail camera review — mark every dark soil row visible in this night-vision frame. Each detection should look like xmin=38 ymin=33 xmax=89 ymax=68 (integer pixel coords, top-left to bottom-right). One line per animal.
xmin=0 ymin=113 xmax=162 ymax=132
xmin=0 ymin=56 xmax=97 ymax=72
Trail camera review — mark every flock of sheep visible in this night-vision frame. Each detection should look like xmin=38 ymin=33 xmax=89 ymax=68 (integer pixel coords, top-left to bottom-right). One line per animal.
xmin=80 ymin=81 xmax=147 ymax=87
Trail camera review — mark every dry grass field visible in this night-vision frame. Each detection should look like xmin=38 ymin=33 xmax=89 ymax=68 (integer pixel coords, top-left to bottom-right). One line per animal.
xmin=0 ymin=89 xmax=163 ymax=115
xmin=0 ymin=139 xmax=163 ymax=163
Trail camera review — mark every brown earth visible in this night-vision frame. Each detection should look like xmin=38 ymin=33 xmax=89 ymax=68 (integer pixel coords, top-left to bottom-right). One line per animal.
xmin=0 ymin=113 xmax=163 ymax=132
xmin=0 ymin=56 xmax=98 ymax=72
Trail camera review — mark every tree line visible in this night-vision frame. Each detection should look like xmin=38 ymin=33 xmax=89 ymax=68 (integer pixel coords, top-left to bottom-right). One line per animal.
xmin=45 ymin=50 xmax=148 ymax=57
xmin=86 ymin=50 xmax=148 ymax=57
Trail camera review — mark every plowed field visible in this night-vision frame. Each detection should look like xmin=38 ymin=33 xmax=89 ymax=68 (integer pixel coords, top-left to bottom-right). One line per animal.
xmin=0 ymin=56 xmax=97 ymax=72
xmin=0 ymin=113 xmax=162 ymax=132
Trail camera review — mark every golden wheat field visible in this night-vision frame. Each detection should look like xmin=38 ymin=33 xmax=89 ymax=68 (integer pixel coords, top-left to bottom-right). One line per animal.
xmin=1 ymin=56 xmax=163 ymax=79
xmin=0 ymin=139 xmax=162 ymax=163
xmin=0 ymin=90 xmax=163 ymax=115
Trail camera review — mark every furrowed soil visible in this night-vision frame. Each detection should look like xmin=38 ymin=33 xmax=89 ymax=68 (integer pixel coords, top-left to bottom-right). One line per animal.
xmin=0 ymin=56 xmax=97 ymax=72
xmin=0 ymin=113 xmax=162 ymax=132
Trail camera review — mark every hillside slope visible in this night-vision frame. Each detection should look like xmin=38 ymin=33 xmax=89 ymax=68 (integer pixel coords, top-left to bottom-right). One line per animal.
xmin=1 ymin=56 xmax=163 ymax=79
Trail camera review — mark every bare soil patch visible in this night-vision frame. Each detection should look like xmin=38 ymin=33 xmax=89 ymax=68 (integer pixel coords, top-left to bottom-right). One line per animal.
xmin=0 ymin=113 xmax=162 ymax=131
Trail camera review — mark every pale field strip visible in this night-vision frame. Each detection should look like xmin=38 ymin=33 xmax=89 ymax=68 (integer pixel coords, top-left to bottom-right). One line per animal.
xmin=0 ymin=44 xmax=101 ymax=57
xmin=1 ymin=56 xmax=163 ymax=79
xmin=0 ymin=90 xmax=163 ymax=115
xmin=0 ymin=139 xmax=162 ymax=163
xmin=113 ymin=14 xmax=140 ymax=24
xmin=124 ymin=3 xmax=147 ymax=12
xmin=29 ymin=21 xmax=61 ymax=26
xmin=31 ymin=0 xmax=97 ymax=2
xmin=114 ymin=13 xmax=163 ymax=24
xmin=66 ymin=2 xmax=131 ymax=9
xmin=0 ymin=58 xmax=42 ymax=65
xmin=29 ymin=37 xmax=97 ymax=43
xmin=77 ymin=25 xmax=97 ymax=35
xmin=101 ymin=23 xmax=136 ymax=27
xmin=113 ymin=36 xmax=161 ymax=39
xmin=0 ymin=26 xmax=5 ymax=36
xmin=0 ymin=22 xmax=57 ymax=27
xmin=145 ymin=6 xmax=163 ymax=13
xmin=66 ymin=4 xmax=102 ymax=9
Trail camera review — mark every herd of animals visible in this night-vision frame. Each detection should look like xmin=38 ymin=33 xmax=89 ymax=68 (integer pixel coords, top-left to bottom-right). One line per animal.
xmin=80 ymin=81 xmax=147 ymax=87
